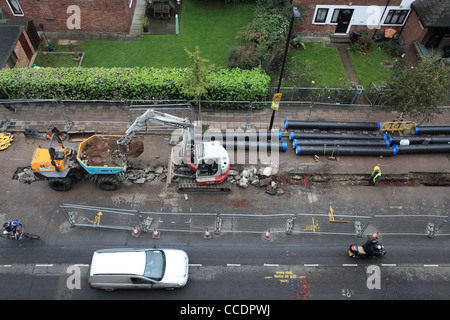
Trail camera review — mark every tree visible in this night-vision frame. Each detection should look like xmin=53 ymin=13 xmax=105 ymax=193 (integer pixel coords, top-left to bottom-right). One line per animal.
xmin=181 ymin=46 xmax=214 ymax=114
xmin=383 ymin=54 xmax=450 ymax=123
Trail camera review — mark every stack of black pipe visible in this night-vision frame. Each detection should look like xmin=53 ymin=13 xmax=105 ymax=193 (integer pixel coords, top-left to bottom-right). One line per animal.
xmin=285 ymin=120 xmax=397 ymax=156
xmin=392 ymin=125 xmax=450 ymax=154
xmin=199 ymin=130 xmax=287 ymax=152
xmin=286 ymin=120 xmax=450 ymax=156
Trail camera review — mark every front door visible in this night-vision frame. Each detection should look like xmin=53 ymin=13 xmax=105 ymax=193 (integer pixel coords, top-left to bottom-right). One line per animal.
xmin=335 ymin=9 xmax=354 ymax=34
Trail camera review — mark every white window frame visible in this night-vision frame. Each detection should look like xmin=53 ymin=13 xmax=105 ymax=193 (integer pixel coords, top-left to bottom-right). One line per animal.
xmin=6 ymin=0 xmax=24 ymax=17
xmin=314 ymin=8 xmax=329 ymax=23
xmin=383 ymin=9 xmax=410 ymax=25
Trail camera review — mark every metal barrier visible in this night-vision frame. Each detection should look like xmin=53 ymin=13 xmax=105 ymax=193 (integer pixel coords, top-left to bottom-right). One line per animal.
xmin=0 ymin=99 xmax=192 ymax=134
xmin=266 ymin=86 xmax=365 ymax=105
xmin=371 ymin=215 xmax=449 ymax=237
xmin=60 ymin=204 xmax=449 ymax=238
xmin=2 ymin=99 xmax=449 ymax=134
xmin=59 ymin=204 xmax=139 ymax=231
xmin=1 ymin=99 xmax=73 ymax=132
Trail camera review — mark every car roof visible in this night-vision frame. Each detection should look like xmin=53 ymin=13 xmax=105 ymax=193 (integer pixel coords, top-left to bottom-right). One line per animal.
xmin=90 ymin=250 xmax=146 ymax=276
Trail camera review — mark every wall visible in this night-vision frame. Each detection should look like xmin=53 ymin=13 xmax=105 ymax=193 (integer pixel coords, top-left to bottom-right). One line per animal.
xmin=293 ymin=0 xmax=413 ymax=36
xmin=400 ymin=9 xmax=426 ymax=66
xmin=3 ymin=30 xmax=35 ymax=69
xmin=0 ymin=0 xmax=136 ymax=34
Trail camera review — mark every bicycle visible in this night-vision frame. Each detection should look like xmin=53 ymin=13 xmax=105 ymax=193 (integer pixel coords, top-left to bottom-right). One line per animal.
xmin=1 ymin=225 xmax=40 ymax=240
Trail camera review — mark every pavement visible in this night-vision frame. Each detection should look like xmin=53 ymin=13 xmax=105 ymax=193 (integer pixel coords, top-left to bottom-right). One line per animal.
xmin=1 ymin=100 xmax=449 ymax=179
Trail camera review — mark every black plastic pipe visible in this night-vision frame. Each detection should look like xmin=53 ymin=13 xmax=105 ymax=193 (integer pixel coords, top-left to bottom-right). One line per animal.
xmin=285 ymin=120 xmax=380 ymax=131
xmin=289 ymin=132 xmax=390 ymax=142
xmin=396 ymin=144 xmax=450 ymax=154
xmin=295 ymin=145 xmax=398 ymax=156
xmin=391 ymin=136 xmax=450 ymax=145
xmin=222 ymin=140 xmax=288 ymax=152
xmin=293 ymin=139 xmax=390 ymax=148
xmin=411 ymin=126 xmax=450 ymax=135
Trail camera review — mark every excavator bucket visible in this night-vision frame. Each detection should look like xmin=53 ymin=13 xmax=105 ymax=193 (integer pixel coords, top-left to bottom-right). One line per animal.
xmin=126 ymin=138 xmax=144 ymax=158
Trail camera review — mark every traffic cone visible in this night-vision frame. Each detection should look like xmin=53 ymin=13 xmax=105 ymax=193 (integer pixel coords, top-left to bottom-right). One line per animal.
xmin=152 ymin=228 xmax=160 ymax=239
xmin=132 ymin=227 xmax=140 ymax=238
xmin=263 ymin=229 xmax=271 ymax=241
xmin=203 ymin=228 xmax=212 ymax=240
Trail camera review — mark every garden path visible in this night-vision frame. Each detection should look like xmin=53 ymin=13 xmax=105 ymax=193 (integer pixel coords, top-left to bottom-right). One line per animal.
xmin=337 ymin=45 xmax=361 ymax=86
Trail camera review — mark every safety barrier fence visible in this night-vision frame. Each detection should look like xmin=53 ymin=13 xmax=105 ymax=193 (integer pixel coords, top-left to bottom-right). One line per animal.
xmin=0 ymin=99 xmax=193 ymax=133
xmin=2 ymin=99 xmax=449 ymax=134
xmin=59 ymin=204 xmax=449 ymax=238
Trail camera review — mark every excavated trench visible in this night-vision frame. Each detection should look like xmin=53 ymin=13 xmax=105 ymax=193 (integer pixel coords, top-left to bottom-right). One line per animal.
xmin=283 ymin=172 xmax=450 ymax=187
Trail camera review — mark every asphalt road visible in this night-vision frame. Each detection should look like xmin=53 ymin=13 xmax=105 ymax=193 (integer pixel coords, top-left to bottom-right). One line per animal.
xmin=0 ymin=230 xmax=449 ymax=301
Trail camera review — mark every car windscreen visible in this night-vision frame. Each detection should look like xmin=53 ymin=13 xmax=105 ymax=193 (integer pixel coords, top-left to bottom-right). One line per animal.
xmin=144 ymin=250 xmax=165 ymax=281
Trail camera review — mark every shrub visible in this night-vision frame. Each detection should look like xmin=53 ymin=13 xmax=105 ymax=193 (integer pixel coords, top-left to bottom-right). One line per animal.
xmin=351 ymin=33 xmax=374 ymax=54
xmin=290 ymin=35 xmax=306 ymax=50
xmin=378 ymin=40 xmax=404 ymax=57
xmin=227 ymin=0 xmax=293 ymax=71
xmin=0 ymin=67 xmax=270 ymax=104
xmin=227 ymin=46 xmax=259 ymax=70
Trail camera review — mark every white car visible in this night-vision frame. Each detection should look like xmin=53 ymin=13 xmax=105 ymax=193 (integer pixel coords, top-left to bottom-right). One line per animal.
xmin=88 ymin=248 xmax=189 ymax=291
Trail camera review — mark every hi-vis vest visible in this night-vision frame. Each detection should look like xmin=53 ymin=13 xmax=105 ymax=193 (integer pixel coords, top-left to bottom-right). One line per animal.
xmin=371 ymin=170 xmax=381 ymax=183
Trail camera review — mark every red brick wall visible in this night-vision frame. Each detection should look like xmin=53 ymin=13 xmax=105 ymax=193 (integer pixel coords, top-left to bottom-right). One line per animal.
xmin=3 ymin=30 xmax=34 ymax=69
xmin=400 ymin=10 xmax=427 ymax=66
xmin=1 ymin=0 xmax=136 ymax=33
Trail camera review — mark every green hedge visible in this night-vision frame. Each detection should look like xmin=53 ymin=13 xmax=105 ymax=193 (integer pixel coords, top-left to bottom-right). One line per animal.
xmin=0 ymin=67 xmax=270 ymax=103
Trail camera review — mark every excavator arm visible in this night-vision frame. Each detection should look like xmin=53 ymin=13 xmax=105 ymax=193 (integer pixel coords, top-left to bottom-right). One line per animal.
xmin=117 ymin=109 xmax=195 ymax=157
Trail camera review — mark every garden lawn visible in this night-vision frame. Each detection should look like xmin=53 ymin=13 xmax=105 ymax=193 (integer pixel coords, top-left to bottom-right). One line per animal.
xmin=350 ymin=47 xmax=395 ymax=89
xmin=34 ymin=44 xmax=81 ymax=68
xmin=79 ymin=0 xmax=256 ymax=68
xmin=285 ymin=42 xmax=348 ymax=88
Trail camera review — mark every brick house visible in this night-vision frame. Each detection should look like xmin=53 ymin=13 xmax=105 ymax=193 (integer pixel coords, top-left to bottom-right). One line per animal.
xmin=401 ymin=0 xmax=450 ymax=66
xmin=292 ymin=0 xmax=415 ymax=38
xmin=292 ymin=0 xmax=450 ymax=66
xmin=0 ymin=0 xmax=137 ymax=35
xmin=0 ymin=19 xmax=40 ymax=69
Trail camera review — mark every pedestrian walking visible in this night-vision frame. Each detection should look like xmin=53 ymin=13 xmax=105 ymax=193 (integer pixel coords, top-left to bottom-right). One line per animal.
xmin=369 ymin=166 xmax=381 ymax=186
xmin=0 ymin=89 xmax=16 ymax=112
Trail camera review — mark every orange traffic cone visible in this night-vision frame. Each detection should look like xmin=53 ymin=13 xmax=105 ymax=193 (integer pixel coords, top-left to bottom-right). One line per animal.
xmin=203 ymin=228 xmax=212 ymax=239
xmin=152 ymin=228 xmax=160 ymax=239
xmin=263 ymin=229 xmax=271 ymax=241
xmin=132 ymin=227 xmax=140 ymax=238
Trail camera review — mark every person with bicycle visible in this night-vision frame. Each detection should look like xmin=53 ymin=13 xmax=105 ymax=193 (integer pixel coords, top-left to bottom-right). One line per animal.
xmin=3 ymin=220 xmax=23 ymax=240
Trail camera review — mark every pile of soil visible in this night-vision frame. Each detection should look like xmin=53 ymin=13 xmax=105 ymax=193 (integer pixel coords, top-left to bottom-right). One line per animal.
xmin=80 ymin=136 xmax=125 ymax=167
